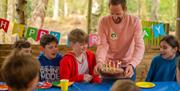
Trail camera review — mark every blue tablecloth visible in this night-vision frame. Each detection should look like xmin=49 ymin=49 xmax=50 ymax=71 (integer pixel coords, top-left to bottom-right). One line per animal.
xmin=36 ymin=81 xmax=180 ymax=91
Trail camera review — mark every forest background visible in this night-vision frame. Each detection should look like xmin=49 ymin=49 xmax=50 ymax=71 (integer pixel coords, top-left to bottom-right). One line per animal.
xmin=0 ymin=0 xmax=178 ymax=44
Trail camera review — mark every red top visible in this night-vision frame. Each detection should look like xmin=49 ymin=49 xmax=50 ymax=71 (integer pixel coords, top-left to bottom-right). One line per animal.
xmin=60 ymin=50 xmax=101 ymax=83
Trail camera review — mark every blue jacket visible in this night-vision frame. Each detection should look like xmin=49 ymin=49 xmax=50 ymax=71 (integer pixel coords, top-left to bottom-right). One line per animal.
xmin=146 ymin=54 xmax=178 ymax=82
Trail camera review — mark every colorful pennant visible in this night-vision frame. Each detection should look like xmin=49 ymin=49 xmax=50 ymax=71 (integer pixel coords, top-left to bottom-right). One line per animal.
xmin=143 ymin=28 xmax=152 ymax=39
xmin=50 ymin=31 xmax=61 ymax=45
xmin=152 ymin=23 xmax=166 ymax=38
xmin=25 ymin=27 xmax=38 ymax=40
xmin=0 ymin=18 xmax=9 ymax=32
xmin=12 ymin=23 xmax=25 ymax=38
xmin=89 ymin=34 xmax=100 ymax=47
xmin=36 ymin=29 xmax=49 ymax=41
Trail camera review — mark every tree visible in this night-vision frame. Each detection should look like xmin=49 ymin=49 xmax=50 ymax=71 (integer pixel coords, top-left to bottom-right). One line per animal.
xmin=52 ymin=0 xmax=59 ymax=20
xmin=7 ymin=0 xmax=15 ymax=21
xmin=63 ymin=0 xmax=68 ymax=17
xmin=137 ymin=0 xmax=147 ymax=18
xmin=151 ymin=0 xmax=160 ymax=20
xmin=91 ymin=0 xmax=102 ymax=33
xmin=176 ymin=0 xmax=180 ymax=43
xmin=87 ymin=0 xmax=92 ymax=34
xmin=16 ymin=0 xmax=27 ymax=24
xmin=0 ymin=0 xmax=7 ymax=18
xmin=31 ymin=0 xmax=48 ymax=28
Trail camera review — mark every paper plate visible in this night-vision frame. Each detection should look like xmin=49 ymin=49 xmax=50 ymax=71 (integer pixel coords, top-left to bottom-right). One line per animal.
xmin=136 ymin=82 xmax=155 ymax=88
xmin=37 ymin=82 xmax=52 ymax=89
xmin=52 ymin=81 xmax=74 ymax=87
xmin=0 ymin=82 xmax=8 ymax=90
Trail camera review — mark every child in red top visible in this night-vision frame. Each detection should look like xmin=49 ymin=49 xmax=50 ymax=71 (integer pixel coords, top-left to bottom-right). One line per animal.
xmin=60 ymin=28 xmax=101 ymax=83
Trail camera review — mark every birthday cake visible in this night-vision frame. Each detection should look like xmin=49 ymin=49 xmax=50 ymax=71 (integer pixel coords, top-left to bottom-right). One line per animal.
xmin=99 ymin=61 xmax=124 ymax=77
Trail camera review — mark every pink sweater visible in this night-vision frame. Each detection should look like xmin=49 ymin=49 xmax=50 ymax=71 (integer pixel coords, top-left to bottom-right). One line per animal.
xmin=96 ymin=14 xmax=145 ymax=68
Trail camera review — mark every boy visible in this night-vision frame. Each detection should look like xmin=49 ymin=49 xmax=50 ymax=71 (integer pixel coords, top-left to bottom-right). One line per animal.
xmin=111 ymin=80 xmax=140 ymax=91
xmin=1 ymin=52 xmax=40 ymax=91
xmin=38 ymin=34 xmax=62 ymax=82
xmin=13 ymin=39 xmax=32 ymax=56
xmin=60 ymin=28 xmax=101 ymax=83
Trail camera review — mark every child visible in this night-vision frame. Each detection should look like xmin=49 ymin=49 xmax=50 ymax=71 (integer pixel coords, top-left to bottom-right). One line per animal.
xmin=1 ymin=52 xmax=40 ymax=91
xmin=60 ymin=28 xmax=101 ymax=83
xmin=38 ymin=34 xmax=62 ymax=82
xmin=146 ymin=35 xmax=180 ymax=82
xmin=177 ymin=58 xmax=180 ymax=85
xmin=111 ymin=80 xmax=140 ymax=91
xmin=13 ymin=39 xmax=32 ymax=56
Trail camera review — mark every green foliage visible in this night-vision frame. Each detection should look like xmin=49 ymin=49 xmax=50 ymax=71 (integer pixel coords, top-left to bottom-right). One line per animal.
xmin=158 ymin=0 xmax=177 ymax=31
xmin=127 ymin=0 xmax=138 ymax=13
xmin=26 ymin=0 xmax=33 ymax=19
xmin=46 ymin=0 xmax=53 ymax=17
xmin=0 ymin=0 xmax=7 ymax=18
xmin=99 ymin=0 xmax=177 ymax=31
xmin=22 ymin=0 xmax=177 ymax=31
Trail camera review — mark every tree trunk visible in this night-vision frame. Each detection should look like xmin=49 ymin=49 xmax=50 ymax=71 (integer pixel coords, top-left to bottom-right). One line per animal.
xmin=64 ymin=0 xmax=68 ymax=17
xmin=0 ymin=0 xmax=7 ymax=18
xmin=151 ymin=0 xmax=160 ymax=20
xmin=16 ymin=0 xmax=27 ymax=24
xmin=52 ymin=0 xmax=59 ymax=20
xmin=91 ymin=0 xmax=102 ymax=33
xmin=137 ymin=0 xmax=141 ymax=18
xmin=31 ymin=0 xmax=48 ymax=28
xmin=87 ymin=0 xmax=92 ymax=34
xmin=7 ymin=0 xmax=15 ymax=21
xmin=176 ymin=0 xmax=180 ymax=43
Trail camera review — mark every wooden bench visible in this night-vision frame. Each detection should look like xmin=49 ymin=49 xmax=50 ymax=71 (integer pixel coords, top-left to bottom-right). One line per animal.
xmin=0 ymin=44 xmax=159 ymax=81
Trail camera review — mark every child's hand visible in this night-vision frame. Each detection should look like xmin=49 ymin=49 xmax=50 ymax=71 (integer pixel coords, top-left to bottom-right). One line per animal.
xmin=84 ymin=74 xmax=93 ymax=82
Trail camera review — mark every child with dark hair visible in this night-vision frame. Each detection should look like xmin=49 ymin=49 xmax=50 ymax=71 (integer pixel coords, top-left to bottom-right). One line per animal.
xmin=111 ymin=80 xmax=140 ymax=91
xmin=177 ymin=58 xmax=180 ymax=85
xmin=13 ymin=39 xmax=32 ymax=56
xmin=146 ymin=35 xmax=180 ymax=82
xmin=38 ymin=34 xmax=62 ymax=82
xmin=1 ymin=52 xmax=40 ymax=91
xmin=60 ymin=28 xmax=101 ymax=83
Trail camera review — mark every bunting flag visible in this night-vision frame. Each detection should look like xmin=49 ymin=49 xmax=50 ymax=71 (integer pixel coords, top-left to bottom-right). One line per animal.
xmin=0 ymin=18 xmax=9 ymax=32
xmin=152 ymin=23 xmax=166 ymax=38
xmin=0 ymin=18 xmax=169 ymax=45
xmin=36 ymin=29 xmax=49 ymax=41
xmin=12 ymin=23 xmax=25 ymax=38
xmin=50 ymin=31 xmax=61 ymax=45
xmin=25 ymin=27 xmax=38 ymax=40
xmin=143 ymin=28 xmax=152 ymax=39
xmin=89 ymin=34 xmax=100 ymax=47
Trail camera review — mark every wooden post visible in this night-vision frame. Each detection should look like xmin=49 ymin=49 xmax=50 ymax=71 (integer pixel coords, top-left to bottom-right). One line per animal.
xmin=176 ymin=0 xmax=180 ymax=43
xmin=87 ymin=0 xmax=92 ymax=34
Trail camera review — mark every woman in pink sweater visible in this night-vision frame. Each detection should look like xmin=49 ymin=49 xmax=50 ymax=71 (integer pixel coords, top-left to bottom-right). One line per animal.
xmin=95 ymin=0 xmax=145 ymax=80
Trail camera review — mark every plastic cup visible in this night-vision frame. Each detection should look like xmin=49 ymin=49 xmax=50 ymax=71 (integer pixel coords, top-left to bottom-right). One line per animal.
xmin=60 ymin=79 xmax=69 ymax=91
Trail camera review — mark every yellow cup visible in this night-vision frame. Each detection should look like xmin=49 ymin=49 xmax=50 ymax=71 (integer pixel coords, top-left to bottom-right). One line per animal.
xmin=60 ymin=79 xmax=69 ymax=91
